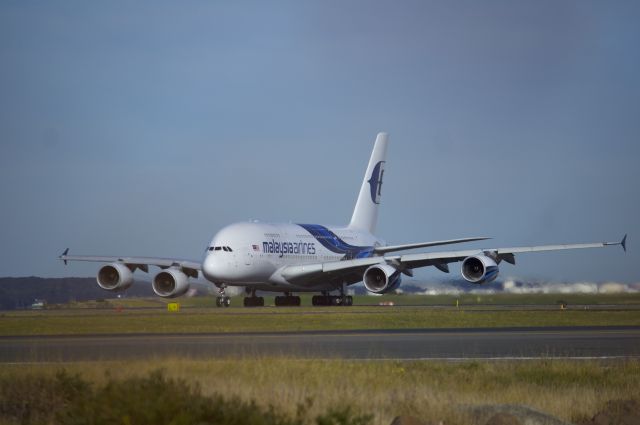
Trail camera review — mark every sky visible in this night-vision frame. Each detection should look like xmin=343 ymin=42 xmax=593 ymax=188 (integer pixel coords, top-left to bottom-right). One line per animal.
xmin=0 ymin=1 xmax=638 ymax=285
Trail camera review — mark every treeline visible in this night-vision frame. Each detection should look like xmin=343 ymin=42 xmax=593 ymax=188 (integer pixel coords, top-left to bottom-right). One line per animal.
xmin=0 ymin=277 xmax=155 ymax=310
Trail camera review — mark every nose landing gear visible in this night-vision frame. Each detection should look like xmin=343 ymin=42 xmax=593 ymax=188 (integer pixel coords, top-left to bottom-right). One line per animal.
xmin=215 ymin=283 xmax=231 ymax=308
xmin=216 ymin=296 xmax=231 ymax=307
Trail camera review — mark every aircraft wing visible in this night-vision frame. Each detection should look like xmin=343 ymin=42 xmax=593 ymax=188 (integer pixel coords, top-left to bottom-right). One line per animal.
xmin=279 ymin=235 xmax=626 ymax=286
xmin=392 ymin=238 xmax=625 ymax=270
xmin=59 ymin=249 xmax=201 ymax=277
xmin=373 ymin=236 xmax=490 ymax=254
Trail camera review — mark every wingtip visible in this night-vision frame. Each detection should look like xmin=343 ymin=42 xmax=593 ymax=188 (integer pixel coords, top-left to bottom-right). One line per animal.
xmin=60 ymin=248 xmax=69 ymax=265
xmin=621 ymin=234 xmax=627 ymax=252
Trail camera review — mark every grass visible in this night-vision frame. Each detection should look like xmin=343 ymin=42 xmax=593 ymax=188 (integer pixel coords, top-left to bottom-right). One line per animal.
xmin=42 ymin=293 xmax=640 ymax=310
xmin=1 ymin=358 xmax=638 ymax=424
xmin=1 ymin=304 xmax=639 ymax=336
xmin=102 ymin=293 xmax=640 ymax=308
xmin=2 ymin=294 xmax=638 ymax=335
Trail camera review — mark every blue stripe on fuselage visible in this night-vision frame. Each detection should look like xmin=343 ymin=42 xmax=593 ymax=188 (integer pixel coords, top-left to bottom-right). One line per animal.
xmin=297 ymin=224 xmax=374 ymax=260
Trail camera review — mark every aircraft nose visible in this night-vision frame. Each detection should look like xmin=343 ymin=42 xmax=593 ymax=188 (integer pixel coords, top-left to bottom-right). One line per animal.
xmin=202 ymin=254 xmax=221 ymax=282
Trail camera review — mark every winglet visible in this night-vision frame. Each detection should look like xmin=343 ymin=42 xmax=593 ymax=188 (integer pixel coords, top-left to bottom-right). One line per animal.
xmin=60 ymin=248 xmax=69 ymax=265
xmin=621 ymin=234 xmax=627 ymax=252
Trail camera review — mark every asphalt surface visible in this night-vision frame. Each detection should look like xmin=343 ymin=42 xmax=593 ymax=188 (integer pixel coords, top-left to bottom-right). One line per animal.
xmin=1 ymin=326 xmax=639 ymax=362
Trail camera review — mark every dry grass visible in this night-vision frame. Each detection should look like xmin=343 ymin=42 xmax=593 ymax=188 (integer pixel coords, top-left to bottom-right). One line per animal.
xmin=2 ymin=358 xmax=638 ymax=425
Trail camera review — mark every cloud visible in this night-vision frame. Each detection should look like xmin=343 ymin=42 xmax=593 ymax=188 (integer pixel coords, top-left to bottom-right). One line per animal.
xmin=500 ymin=278 xmax=638 ymax=294
xmin=408 ymin=277 xmax=639 ymax=295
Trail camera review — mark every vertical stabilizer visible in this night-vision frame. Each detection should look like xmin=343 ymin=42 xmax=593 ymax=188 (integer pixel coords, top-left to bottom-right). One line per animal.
xmin=348 ymin=132 xmax=388 ymax=234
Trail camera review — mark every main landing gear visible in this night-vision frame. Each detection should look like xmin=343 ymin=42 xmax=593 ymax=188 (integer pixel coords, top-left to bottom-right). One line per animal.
xmin=311 ymin=290 xmax=353 ymax=306
xmin=243 ymin=287 xmax=264 ymax=307
xmin=275 ymin=293 xmax=301 ymax=306
xmin=215 ymin=285 xmax=354 ymax=308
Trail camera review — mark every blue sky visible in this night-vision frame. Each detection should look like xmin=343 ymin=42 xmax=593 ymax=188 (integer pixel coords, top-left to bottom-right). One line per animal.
xmin=0 ymin=1 xmax=638 ymax=284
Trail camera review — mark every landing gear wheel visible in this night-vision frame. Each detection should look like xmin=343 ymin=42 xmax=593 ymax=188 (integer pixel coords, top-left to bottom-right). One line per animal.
xmin=275 ymin=295 xmax=301 ymax=307
xmin=216 ymin=296 xmax=231 ymax=307
xmin=244 ymin=296 xmax=265 ymax=307
xmin=312 ymin=295 xmax=332 ymax=306
xmin=338 ymin=295 xmax=353 ymax=306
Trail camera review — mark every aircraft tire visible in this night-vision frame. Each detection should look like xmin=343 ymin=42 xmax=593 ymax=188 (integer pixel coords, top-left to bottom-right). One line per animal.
xmin=312 ymin=295 xmax=330 ymax=306
xmin=244 ymin=296 xmax=265 ymax=307
xmin=276 ymin=296 xmax=300 ymax=306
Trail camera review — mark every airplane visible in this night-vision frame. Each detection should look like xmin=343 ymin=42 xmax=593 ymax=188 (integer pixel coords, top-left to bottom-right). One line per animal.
xmin=60 ymin=133 xmax=627 ymax=307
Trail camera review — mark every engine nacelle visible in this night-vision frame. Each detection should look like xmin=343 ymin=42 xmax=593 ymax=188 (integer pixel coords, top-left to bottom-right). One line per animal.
xmin=152 ymin=268 xmax=190 ymax=298
xmin=97 ymin=263 xmax=134 ymax=291
xmin=461 ymin=255 xmax=499 ymax=284
xmin=363 ymin=264 xmax=402 ymax=294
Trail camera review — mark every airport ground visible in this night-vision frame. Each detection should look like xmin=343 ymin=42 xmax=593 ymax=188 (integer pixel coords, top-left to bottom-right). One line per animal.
xmin=2 ymin=293 xmax=640 ymax=336
xmin=1 ymin=293 xmax=639 ymax=424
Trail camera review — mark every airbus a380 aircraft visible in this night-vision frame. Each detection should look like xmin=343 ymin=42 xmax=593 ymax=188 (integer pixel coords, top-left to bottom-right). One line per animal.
xmin=60 ymin=133 xmax=627 ymax=307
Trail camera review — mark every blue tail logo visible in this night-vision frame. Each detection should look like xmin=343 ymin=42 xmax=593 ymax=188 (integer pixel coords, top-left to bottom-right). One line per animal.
xmin=367 ymin=161 xmax=385 ymax=205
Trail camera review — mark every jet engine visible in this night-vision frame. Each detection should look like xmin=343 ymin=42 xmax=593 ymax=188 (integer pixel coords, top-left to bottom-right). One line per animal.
xmin=363 ymin=264 xmax=402 ymax=294
xmin=152 ymin=268 xmax=190 ymax=298
xmin=461 ymin=255 xmax=499 ymax=284
xmin=97 ymin=263 xmax=134 ymax=291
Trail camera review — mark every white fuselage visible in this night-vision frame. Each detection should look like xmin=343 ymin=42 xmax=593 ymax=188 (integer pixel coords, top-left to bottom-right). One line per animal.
xmin=201 ymin=221 xmax=383 ymax=291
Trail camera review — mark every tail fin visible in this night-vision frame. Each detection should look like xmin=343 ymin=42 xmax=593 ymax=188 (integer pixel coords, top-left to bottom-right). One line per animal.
xmin=349 ymin=132 xmax=388 ymax=234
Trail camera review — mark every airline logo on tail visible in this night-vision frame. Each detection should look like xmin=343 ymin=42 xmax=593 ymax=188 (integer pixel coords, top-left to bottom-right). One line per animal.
xmin=367 ymin=161 xmax=385 ymax=204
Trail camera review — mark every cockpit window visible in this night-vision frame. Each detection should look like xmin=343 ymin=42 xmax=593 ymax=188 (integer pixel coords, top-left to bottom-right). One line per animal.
xmin=209 ymin=246 xmax=233 ymax=252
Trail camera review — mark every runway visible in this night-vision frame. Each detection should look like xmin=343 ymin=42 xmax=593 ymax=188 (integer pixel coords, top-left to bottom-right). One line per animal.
xmin=2 ymin=326 xmax=639 ymax=362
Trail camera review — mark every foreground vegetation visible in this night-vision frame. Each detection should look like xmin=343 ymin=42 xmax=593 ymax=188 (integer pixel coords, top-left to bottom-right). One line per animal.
xmin=1 ymin=358 xmax=639 ymax=424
